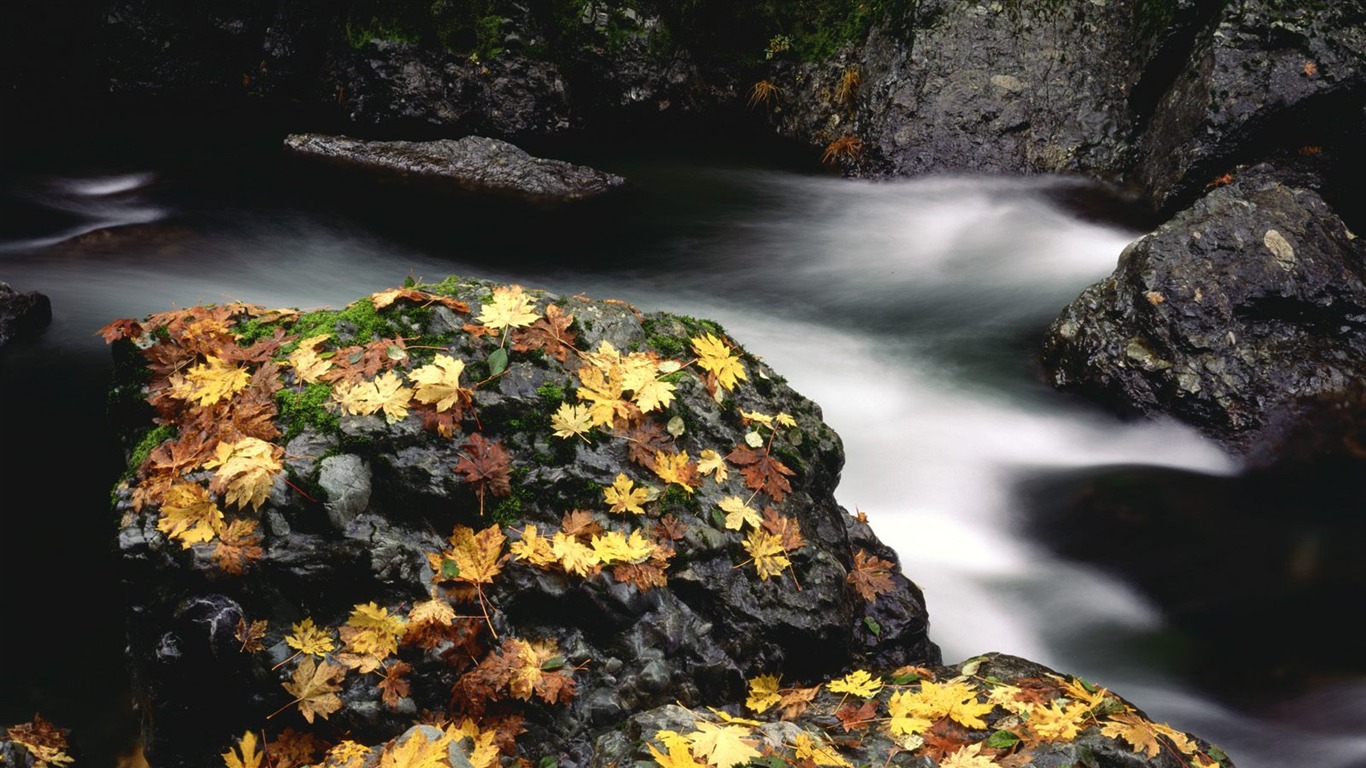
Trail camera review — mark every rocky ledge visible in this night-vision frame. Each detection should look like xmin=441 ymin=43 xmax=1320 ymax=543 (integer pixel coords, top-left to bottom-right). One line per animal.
xmin=1042 ymin=162 xmax=1366 ymax=456
xmin=70 ymin=277 xmax=1234 ymax=768
xmin=0 ymin=282 xmax=52 ymax=352
xmin=283 ymin=133 xmax=628 ymax=205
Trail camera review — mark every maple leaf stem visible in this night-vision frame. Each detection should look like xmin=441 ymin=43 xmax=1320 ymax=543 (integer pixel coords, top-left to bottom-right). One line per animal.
xmin=283 ymin=477 xmax=317 ymax=503
xmin=271 ymin=650 xmax=302 ymax=671
xmin=475 ymin=584 xmax=498 ymax=640
xmin=266 ymin=697 xmax=301 ymax=720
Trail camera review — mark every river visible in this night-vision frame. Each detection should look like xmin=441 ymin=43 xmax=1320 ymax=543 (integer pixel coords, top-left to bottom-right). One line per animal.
xmin=1 ymin=133 xmax=1363 ymax=768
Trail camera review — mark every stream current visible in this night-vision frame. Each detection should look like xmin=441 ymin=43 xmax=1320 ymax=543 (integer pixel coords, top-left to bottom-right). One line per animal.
xmin=1 ymin=137 xmax=1363 ymax=768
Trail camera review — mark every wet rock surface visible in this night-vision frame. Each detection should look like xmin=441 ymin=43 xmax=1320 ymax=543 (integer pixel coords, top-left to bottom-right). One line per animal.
xmin=282 ymin=132 xmax=628 ymax=204
xmin=106 ymin=277 xmax=938 ymax=766
xmin=0 ymin=282 xmax=52 ymax=351
xmin=1041 ymin=163 xmax=1366 ymax=454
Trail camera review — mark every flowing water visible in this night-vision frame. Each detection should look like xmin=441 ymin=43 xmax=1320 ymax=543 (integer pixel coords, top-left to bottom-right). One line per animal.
xmin=2 ymin=138 xmax=1363 ymax=768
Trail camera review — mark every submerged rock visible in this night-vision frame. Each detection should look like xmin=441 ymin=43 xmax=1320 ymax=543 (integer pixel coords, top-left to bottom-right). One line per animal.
xmin=283 ymin=133 xmax=628 ymax=205
xmin=1042 ymin=163 xmax=1366 ymax=453
xmin=0 ymin=281 xmax=52 ymax=351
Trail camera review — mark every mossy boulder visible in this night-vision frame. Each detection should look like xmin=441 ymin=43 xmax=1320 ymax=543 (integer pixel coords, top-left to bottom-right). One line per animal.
xmin=106 ymin=276 xmax=936 ymax=766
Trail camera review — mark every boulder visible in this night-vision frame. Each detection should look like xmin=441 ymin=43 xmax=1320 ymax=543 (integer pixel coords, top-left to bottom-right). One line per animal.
xmin=105 ymin=276 xmax=936 ymax=766
xmin=282 ymin=133 xmax=628 ymax=204
xmin=1041 ymin=163 xmax=1366 ymax=454
xmin=101 ymin=277 xmax=1230 ymax=768
xmin=0 ymin=281 xmax=52 ymax=351
xmin=1135 ymin=1 xmax=1366 ymax=218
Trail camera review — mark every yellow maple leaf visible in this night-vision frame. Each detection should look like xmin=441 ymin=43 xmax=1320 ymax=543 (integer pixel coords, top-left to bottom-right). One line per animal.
xmin=168 ymin=355 xmax=251 ymax=406
xmin=281 ymin=656 xmax=345 ymax=724
xmin=741 ymin=528 xmax=790 ymax=581
xmin=478 ymin=284 xmax=540 ymax=330
xmin=828 ymin=669 xmax=883 ymax=699
xmin=691 ymin=333 xmax=747 ymax=392
xmin=551 ymin=402 xmax=595 ymax=440
xmin=604 ymin=473 xmax=649 ymax=514
xmin=718 ymin=496 xmax=761 ymax=531
xmin=1100 ymin=712 xmax=1164 ymax=758
xmin=333 ymin=370 xmax=414 ymax=423
xmin=591 ymin=529 xmax=655 ymax=565
xmin=687 ymin=722 xmax=759 ymax=768
xmin=939 ymin=742 xmax=996 ymax=768
xmin=552 ymin=531 xmax=601 ymax=577
xmin=886 ymin=690 xmax=934 ymax=736
xmin=900 ymin=678 xmax=995 ymax=730
xmin=632 ymin=375 xmax=677 ymax=414
xmin=644 ymin=727 xmax=699 ymax=765
xmin=577 ymin=362 xmax=635 ymax=428
xmin=409 ymin=354 xmax=470 ymax=413
xmin=377 ymin=728 xmax=454 ymax=768
xmin=324 ymin=740 xmax=373 ymax=768
xmin=653 ymin=450 xmax=697 ymax=493
xmin=407 ymin=597 xmax=456 ymax=627
xmin=510 ymin=523 xmax=558 ymax=567
xmin=792 ymin=732 xmax=850 ymax=768
xmin=445 ymin=719 xmax=500 ymax=768
xmin=448 ymin=525 xmax=506 ymax=586
xmin=1025 ymin=698 xmax=1091 ymax=742
xmin=285 ymin=618 xmax=336 ymax=658
xmin=203 ymin=437 xmax=283 ymax=511
xmin=745 ymin=674 xmax=782 ymax=714
xmin=342 ymin=602 xmax=407 ymax=660
xmin=697 ymin=449 xmax=728 ymax=482
xmin=158 ymin=482 xmax=224 ymax=547
xmin=222 ymin=731 xmax=264 ymax=768
xmin=286 ymin=334 xmax=334 ymax=384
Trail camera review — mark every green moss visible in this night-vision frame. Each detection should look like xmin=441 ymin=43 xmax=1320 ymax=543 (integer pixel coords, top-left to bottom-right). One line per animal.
xmin=291 ymin=300 xmax=397 ymax=346
xmin=659 ymin=484 xmax=700 ymax=516
xmin=276 ymin=383 xmax=340 ymax=439
xmin=126 ymin=425 xmax=177 ymax=473
xmin=417 ymin=275 xmax=465 ymax=296
xmin=536 ymin=382 xmax=567 ymax=402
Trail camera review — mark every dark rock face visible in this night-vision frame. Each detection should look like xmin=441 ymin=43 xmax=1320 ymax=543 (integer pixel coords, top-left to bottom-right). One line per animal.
xmin=1136 ymin=1 xmax=1366 ymax=216
xmin=322 ymin=43 xmax=579 ymax=139
xmin=107 ymin=278 xmax=938 ymax=766
xmin=1041 ymin=163 xmax=1366 ymax=453
xmin=282 ymin=132 xmax=628 ymax=203
xmin=0 ymin=282 xmax=52 ymax=351
xmin=850 ymin=1 xmax=1145 ymax=179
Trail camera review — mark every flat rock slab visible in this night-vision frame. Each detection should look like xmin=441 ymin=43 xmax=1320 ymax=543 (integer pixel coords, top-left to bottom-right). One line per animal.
xmin=283 ymin=133 xmax=627 ymax=205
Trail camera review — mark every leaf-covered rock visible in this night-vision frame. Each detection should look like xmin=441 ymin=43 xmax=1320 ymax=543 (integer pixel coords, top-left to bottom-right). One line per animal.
xmin=107 ymin=276 xmax=938 ymax=767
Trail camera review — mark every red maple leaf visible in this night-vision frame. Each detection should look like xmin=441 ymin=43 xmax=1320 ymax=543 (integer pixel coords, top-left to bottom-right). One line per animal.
xmin=456 ymin=433 xmax=512 ymax=514
xmin=727 ymin=445 xmax=795 ymax=502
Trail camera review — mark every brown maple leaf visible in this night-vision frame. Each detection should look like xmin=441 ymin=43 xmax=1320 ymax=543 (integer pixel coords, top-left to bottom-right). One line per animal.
xmin=267 ymin=728 xmax=326 ymax=768
xmin=728 ymin=445 xmax=795 ymax=502
xmin=235 ymin=615 xmax=269 ymax=653
xmin=215 ymin=518 xmax=265 ymax=575
xmin=511 ymin=303 xmax=578 ymax=362
xmin=654 ymin=514 xmax=687 ymax=542
xmin=279 ymin=657 xmax=345 ymax=724
xmin=561 ymin=509 xmax=603 ymax=539
xmin=778 ymin=685 xmax=821 ymax=719
xmin=378 ymin=660 xmax=413 ymax=708
xmin=847 ymin=549 xmax=896 ymax=602
xmin=97 ymin=317 xmax=144 ymax=343
xmin=921 ymin=719 xmax=976 ymax=762
xmin=761 ymin=507 xmax=806 ymax=552
xmin=371 ymin=286 xmax=469 ymax=312
xmin=455 ymin=434 xmax=512 ymax=514
xmin=617 ymin=419 xmax=675 ymax=469
xmin=834 ymin=698 xmax=879 ymax=732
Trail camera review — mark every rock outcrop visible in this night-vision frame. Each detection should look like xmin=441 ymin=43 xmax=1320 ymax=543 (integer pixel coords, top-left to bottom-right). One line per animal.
xmin=282 ymin=133 xmax=628 ymax=204
xmin=0 ymin=281 xmax=52 ymax=352
xmin=99 ymin=277 xmax=1230 ymax=768
xmin=1041 ymin=163 xmax=1366 ymax=454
